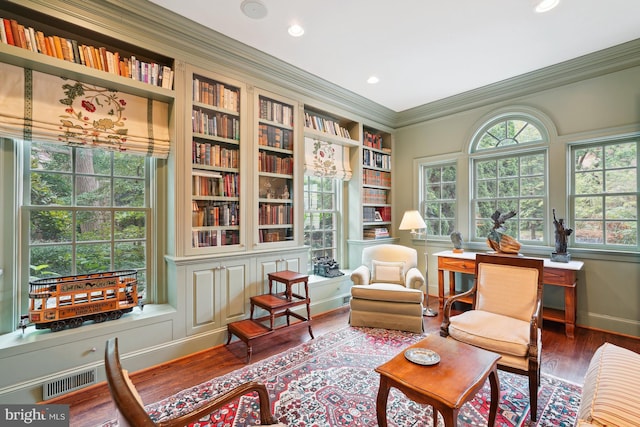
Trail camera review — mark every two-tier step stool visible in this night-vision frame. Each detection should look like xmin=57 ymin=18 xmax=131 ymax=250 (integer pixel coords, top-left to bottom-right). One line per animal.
xmin=226 ymin=270 xmax=313 ymax=363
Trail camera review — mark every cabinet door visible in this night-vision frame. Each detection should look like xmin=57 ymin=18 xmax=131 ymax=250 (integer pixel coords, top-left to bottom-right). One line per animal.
xmin=218 ymin=259 xmax=251 ymax=324
xmin=255 ymin=251 xmax=306 ymax=295
xmin=187 ymin=263 xmax=222 ymax=334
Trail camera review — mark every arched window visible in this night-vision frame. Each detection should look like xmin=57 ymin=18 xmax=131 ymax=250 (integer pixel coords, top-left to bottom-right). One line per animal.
xmin=470 ymin=113 xmax=549 ymax=245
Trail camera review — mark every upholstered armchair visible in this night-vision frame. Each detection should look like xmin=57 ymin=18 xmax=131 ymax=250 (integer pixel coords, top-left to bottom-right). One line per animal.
xmin=349 ymin=244 xmax=425 ymax=333
xmin=440 ymin=253 xmax=544 ymax=421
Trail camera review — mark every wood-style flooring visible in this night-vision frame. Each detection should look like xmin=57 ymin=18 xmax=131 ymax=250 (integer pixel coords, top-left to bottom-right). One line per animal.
xmin=50 ymin=302 xmax=640 ymax=427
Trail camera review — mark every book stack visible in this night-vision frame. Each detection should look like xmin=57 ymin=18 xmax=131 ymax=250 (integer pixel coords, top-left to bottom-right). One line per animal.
xmin=304 ymin=112 xmax=351 ymax=139
xmin=0 ymin=17 xmax=173 ymax=89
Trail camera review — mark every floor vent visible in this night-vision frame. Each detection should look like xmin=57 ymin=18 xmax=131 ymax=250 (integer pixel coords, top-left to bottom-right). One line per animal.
xmin=42 ymin=368 xmax=97 ymax=400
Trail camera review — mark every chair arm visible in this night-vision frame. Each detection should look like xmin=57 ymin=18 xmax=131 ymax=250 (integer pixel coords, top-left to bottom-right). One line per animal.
xmin=528 ymin=298 xmax=543 ymax=358
xmin=439 ymin=286 xmax=477 ymax=337
xmin=404 ymin=267 xmax=425 ymax=291
xmin=350 ymin=265 xmax=371 ymax=286
xmin=161 ymin=381 xmax=277 ymax=427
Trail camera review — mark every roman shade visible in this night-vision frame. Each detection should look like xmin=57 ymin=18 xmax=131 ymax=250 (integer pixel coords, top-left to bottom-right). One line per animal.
xmin=0 ymin=62 xmax=171 ymax=158
xmin=303 ymin=137 xmax=352 ymax=180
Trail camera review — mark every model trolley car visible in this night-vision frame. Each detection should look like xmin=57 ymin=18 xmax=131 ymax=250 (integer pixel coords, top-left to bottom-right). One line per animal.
xmin=26 ymin=270 xmax=143 ymax=332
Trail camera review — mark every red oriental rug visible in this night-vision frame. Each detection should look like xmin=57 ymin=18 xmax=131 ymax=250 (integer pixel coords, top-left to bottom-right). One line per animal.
xmin=102 ymin=327 xmax=581 ymax=426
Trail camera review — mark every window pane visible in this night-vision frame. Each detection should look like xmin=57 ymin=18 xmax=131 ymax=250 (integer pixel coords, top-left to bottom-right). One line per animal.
xmin=476 ymin=161 xmax=496 ymax=179
xmin=606 ymin=221 xmax=637 ymax=246
xmin=520 ymin=154 xmax=544 ymax=175
xmin=30 ymin=245 xmax=72 ymax=278
xmin=575 ymin=220 xmax=603 ymax=244
xmin=476 ymin=201 xmax=496 ymax=219
xmin=517 ymin=123 xmax=543 ymax=143
xmin=498 ymin=178 xmax=519 ymax=197
xmin=473 ymin=117 xmax=545 ymax=152
xmin=76 ymin=176 xmax=111 ymax=206
xmin=31 ymin=172 xmax=72 ymax=206
xmin=114 ymin=151 xmax=145 ymax=178
xmin=77 ymin=211 xmax=112 ymax=241
xmin=476 ymin=180 xmax=496 ymax=198
xmin=115 ymin=242 xmax=146 ymax=270
xmin=115 ymin=177 xmax=145 ymax=207
xmin=575 ymin=147 xmax=602 ymax=171
xmin=520 ymin=198 xmax=544 ymax=220
xmin=520 ymin=176 xmax=544 ymax=196
xmin=575 ymin=196 xmax=603 ymax=219
xmin=575 ymin=171 xmax=603 ymax=194
xmin=115 ymin=211 xmax=147 ymax=239
xmin=605 ymin=142 xmax=636 ymax=168
xmin=427 ymin=168 xmax=441 ymax=182
xmin=427 ymin=184 xmax=441 ymax=200
xmin=77 ymin=147 xmax=111 ymax=175
xmin=498 ymin=158 xmax=518 ymax=177
xmin=442 ymin=166 xmax=456 ymax=181
xmin=76 ymin=243 xmax=112 ymax=274
xmin=519 ymin=220 xmax=544 ymax=242
xmin=30 ymin=210 xmax=72 ymax=243
xmin=31 ymin=143 xmax=72 ymax=172
xmin=606 ymin=169 xmax=636 ymax=193
xmin=442 ymin=183 xmax=456 ymax=199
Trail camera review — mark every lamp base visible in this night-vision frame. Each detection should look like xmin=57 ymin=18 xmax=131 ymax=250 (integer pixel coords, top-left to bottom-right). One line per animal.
xmin=423 ymin=307 xmax=438 ymax=317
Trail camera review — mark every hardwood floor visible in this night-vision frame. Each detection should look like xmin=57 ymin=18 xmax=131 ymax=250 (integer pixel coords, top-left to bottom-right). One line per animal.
xmin=51 ymin=302 xmax=640 ymax=427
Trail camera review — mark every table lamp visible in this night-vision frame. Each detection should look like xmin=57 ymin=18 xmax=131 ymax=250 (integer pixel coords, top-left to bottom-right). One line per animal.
xmin=399 ymin=210 xmax=437 ymax=317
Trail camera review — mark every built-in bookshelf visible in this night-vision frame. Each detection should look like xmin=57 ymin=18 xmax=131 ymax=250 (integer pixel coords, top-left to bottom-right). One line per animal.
xmin=361 ymin=127 xmax=393 ymax=240
xmin=0 ymin=3 xmax=174 ymax=90
xmin=190 ymin=71 xmax=244 ymax=250
xmin=256 ymin=92 xmax=297 ymax=245
xmin=303 ymin=108 xmax=360 ymax=147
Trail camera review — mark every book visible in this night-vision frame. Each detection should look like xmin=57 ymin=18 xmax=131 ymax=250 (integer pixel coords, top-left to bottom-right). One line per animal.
xmin=0 ymin=18 xmax=7 ymax=44
xmin=9 ymin=20 xmax=20 ymax=47
xmin=2 ymin=18 xmax=13 ymax=45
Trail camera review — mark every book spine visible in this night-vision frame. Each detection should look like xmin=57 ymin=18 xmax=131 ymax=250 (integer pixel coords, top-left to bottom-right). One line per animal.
xmin=0 ymin=18 xmax=7 ymax=44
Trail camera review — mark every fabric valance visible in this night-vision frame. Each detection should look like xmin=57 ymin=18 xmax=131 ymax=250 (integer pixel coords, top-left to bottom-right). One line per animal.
xmin=304 ymin=137 xmax=352 ymax=181
xmin=0 ymin=62 xmax=170 ymax=158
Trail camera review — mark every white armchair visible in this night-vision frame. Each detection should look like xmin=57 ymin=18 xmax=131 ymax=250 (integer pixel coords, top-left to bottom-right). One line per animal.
xmin=349 ymin=244 xmax=425 ymax=333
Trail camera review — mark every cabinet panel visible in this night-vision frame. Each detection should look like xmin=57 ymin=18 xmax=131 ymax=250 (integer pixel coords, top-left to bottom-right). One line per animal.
xmin=255 ymin=250 xmax=307 ymax=295
xmin=191 ymin=269 xmax=217 ymax=328
xmin=220 ymin=262 xmax=250 ymax=323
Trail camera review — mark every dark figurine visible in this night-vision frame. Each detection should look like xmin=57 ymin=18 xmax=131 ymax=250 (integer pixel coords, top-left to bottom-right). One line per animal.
xmin=450 ymin=231 xmax=463 ymax=252
xmin=553 ymin=208 xmax=573 ymax=255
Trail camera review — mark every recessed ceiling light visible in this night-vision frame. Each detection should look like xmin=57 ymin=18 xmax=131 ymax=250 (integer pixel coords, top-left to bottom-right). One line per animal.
xmin=367 ymin=76 xmax=379 ymax=84
xmin=534 ymin=0 xmax=559 ymax=13
xmin=240 ymin=0 xmax=268 ymax=19
xmin=288 ymin=24 xmax=305 ymax=37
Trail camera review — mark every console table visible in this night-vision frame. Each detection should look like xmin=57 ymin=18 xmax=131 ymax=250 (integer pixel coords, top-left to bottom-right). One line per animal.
xmin=433 ymin=250 xmax=583 ymax=338
xmin=227 ymin=270 xmax=313 ymax=362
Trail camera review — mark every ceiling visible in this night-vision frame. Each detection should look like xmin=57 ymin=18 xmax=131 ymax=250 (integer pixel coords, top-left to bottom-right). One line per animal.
xmin=147 ymin=0 xmax=640 ymax=113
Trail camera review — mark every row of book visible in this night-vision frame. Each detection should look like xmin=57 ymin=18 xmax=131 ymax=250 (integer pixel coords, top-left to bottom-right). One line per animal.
xmin=192 ymin=202 xmax=239 ymax=227
xmin=258 ymin=204 xmax=293 ymax=226
xmin=0 ymin=17 xmax=173 ymax=89
xmin=192 ymin=229 xmax=240 ymax=247
xmin=192 ymin=109 xmax=240 ymax=141
xmin=363 ymin=148 xmax=391 ymax=170
xmin=258 ymin=152 xmax=293 ymax=175
xmin=193 ymin=77 xmax=240 ymax=113
xmin=363 ymin=188 xmax=389 ymax=204
xmin=363 ymin=206 xmax=391 ymax=223
xmin=363 ymin=169 xmax=391 ymax=187
xmin=192 ymin=173 xmax=239 ymax=198
xmin=363 ymin=227 xmax=390 ymax=240
xmin=258 ymin=124 xmax=293 ymax=150
xmin=192 ymin=141 xmax=239 ymax=168
xmin=304 ymin=112 xmax=352 ymax=140
xmin=259 ymin=98 xmax=293 ymax=126
xmin=363 ymin=131 xmax=384 ymax=150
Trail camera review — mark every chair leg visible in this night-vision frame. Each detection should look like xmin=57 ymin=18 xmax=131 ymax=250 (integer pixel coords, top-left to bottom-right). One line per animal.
xmin=528 ymin=369 xmax=538 ymax=422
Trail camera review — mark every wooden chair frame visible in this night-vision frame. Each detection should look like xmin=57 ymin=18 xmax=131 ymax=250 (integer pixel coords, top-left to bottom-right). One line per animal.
xmin=105 ymin=337 xmax=278 ymax=427
xmin=440 ymin=253 xmax=544 ymax=421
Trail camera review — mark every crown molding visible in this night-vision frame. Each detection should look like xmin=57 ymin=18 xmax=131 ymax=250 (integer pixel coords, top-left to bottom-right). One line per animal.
xmin=396 ymin=38 xmax=640 ymax=128
xmin=6 ymin=1 xmax=639 ymax=131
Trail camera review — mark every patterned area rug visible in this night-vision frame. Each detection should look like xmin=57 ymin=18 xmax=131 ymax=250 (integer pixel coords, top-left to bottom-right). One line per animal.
xmin=102 ymin=327 xmax=582 ymax=426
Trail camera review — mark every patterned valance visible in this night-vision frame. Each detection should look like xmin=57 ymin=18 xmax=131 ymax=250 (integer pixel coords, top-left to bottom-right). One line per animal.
xmin=304 ymin=137 xmax=352 ymax=181
xmin=0 ymin=62 xmax=170 ymax=158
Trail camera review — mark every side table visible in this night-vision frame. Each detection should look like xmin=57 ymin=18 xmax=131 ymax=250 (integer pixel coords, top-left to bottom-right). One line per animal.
xmin=227 ymin=270 xmax=313 ymax=363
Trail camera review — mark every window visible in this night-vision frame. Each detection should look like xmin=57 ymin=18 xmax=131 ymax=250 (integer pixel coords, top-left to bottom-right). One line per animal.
xmin=421 ymin=163 xmax=457 ymax=238
xmin=24 ymin=141 xmax=150 ymax=297
xmin=571 ymin=138 xmax=638 ymax=249
xmin=303 ymin=175 xmax=339 ymax=273
xmin=471 ymin=114 xmax=548 ymax=244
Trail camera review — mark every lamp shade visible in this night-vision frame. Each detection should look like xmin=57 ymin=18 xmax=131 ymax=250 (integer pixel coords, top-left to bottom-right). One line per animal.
xmin=399 ymin=210 xmax=427 ymax=231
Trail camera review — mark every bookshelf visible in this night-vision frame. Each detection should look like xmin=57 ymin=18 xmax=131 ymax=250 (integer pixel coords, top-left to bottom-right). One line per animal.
xmin=189 ymin=69 xmax=245 ymax=252
xmin=0 ymin=3 xmax=174 ymax=92
xmin=360 ymin=127 xmax=393 ymax=240
xmin=256 ymin=91 xmax=298 ymax=245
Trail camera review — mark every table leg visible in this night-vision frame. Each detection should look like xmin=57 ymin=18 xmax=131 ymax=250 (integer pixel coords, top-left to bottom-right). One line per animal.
xmin=438 ymin=268 xmax=445 ymax=309
xmin=488 ymin=367 xmax=500 ymax=426
xmin=376 ymin=376 xmax=390 ymax=427
xmin=448 ymin=271 xmax=456 ymax=301
xmin=565 ymin=286 xmax=576 ymax=338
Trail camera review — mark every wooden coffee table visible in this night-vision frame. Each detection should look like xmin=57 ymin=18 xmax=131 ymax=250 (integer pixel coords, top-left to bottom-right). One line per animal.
xmin=375 ymin=334 xmax=501 ymax=427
